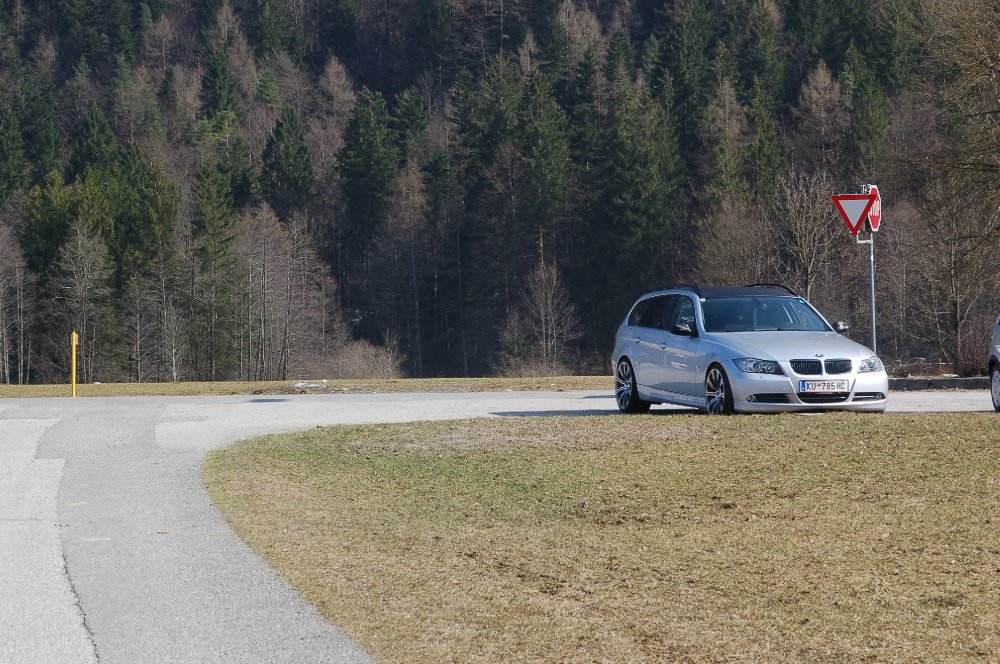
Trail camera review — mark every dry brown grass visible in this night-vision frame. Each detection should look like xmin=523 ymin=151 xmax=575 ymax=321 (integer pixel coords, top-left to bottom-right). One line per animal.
xmin=0 ymin=375 xmax=609 ymax=399
xmin=204 ymin=413 xmax=1000 ymax=663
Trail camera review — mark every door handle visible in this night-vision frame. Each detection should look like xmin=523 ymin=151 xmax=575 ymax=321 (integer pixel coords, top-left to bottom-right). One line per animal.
xmin=658 ymin=344 xmax=670 ymax=350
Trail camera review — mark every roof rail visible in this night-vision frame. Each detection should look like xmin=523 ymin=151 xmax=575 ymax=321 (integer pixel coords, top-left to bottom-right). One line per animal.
xmin=742 ymin=283 xmax=799 ymax=296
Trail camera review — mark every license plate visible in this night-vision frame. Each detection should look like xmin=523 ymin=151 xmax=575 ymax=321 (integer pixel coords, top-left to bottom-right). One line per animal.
xmin=799 ymin=380 xmax=848 ymax=393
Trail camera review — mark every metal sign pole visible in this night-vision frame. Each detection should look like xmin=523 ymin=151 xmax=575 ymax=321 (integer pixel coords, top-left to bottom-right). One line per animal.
xmin=868 ymin=230 xmax=876 ymax=354
xmin=858 ymin=184 xmax=877 ymax=354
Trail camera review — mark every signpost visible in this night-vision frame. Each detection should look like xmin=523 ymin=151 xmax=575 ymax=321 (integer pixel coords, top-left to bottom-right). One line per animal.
xmin=71 ymin=330 xmax=78 ymax=398
xmin=831 ymin=187 xmax=881 ymax=354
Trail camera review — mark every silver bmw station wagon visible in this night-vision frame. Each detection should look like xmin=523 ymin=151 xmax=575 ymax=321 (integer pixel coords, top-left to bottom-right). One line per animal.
xmin=612 ymin=285 xmax=889 ymax=414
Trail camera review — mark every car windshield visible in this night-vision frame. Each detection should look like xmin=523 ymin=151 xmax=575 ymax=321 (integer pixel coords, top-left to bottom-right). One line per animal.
xmin=701 ymin=296 xmax=829 ymax=333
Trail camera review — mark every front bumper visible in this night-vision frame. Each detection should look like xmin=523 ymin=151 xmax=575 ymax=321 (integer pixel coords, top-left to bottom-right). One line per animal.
xmin=728 ymin=367 xmax=889 ymax=413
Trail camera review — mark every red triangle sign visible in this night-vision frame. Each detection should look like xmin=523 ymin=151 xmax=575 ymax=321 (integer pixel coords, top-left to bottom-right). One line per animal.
xmin=832 ymin=193 xmax=877 ymax=237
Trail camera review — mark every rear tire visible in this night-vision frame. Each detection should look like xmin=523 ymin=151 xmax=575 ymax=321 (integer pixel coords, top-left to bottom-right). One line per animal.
xmin=615 ymin=359 xmax=651 ymax=414
xmin=991 ymin=364 xmax=1000 ymax=412
xmin=705 ymin=364 xmax=734 ymax=415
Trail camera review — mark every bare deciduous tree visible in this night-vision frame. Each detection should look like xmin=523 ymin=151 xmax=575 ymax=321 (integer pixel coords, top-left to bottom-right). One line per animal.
xmin=775 ymin=168 xmax=839 ymax=300
xmin=788 ymin=61 xmax=847 ymax=172
xmin=52 ymin=220 xmax=112 ymax=383
xmin=499 ymin=259 xmax=583 ymax=376
xmin=0 ymin=221 xmax=35 ymax=384
xmin=698 ymin=192 xmax=779 ymax=285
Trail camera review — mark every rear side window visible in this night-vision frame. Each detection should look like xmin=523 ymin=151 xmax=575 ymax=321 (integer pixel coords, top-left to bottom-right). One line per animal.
xmin=630 ymin=296 xmax=671 ymax=329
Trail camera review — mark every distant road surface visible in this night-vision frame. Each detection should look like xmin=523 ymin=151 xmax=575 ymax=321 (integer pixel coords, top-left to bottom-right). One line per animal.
xmin=0 ymin=389 xmax=992 ymax=662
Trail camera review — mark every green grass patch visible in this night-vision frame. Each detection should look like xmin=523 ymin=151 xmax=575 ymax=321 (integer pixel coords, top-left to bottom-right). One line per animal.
xmin=204 ymin=414 xmax=1000 ymax=663
xmin=0 ymin=375 xmax=609 ymax=399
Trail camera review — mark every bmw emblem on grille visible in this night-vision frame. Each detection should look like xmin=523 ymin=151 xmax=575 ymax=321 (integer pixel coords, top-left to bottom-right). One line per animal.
xmin=815 ymin=353 xmax=824 ymax=357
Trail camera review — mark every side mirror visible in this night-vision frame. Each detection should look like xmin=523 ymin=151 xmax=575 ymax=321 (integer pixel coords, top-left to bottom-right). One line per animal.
xmin=672 ymin=323 xmax=696 ymax=336
xmin=833 ymin=321 xmax=850 ymax=333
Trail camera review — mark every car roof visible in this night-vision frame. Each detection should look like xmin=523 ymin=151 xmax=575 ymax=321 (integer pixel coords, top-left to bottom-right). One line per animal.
xmin=698 ymin=286 xmax=796 ymax=299
xmin=641 ymin=285 xmax=797 ymax=300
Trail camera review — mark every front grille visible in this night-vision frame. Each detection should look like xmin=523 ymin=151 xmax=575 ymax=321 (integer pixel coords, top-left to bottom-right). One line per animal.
xmin=824 ymin=359 xmax=852 ymax=374
xmin=797 ymin=392 xmax=850 ymax=404
xmin=790 ymin=360 xmax=822 ymax=375
xmin=747 ymin=393 xmax=790 ymax=404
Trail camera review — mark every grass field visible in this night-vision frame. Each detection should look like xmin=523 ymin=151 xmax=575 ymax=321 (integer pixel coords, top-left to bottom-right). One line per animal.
xmin=0 ymin=375 xmax=609 ymax=399
xmin=204 ymin=413 xmax=1000 ymax=663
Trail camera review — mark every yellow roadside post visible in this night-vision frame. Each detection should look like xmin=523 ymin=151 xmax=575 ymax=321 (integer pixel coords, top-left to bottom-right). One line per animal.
xmin=71 ymin=330 xmax=78 ymax=397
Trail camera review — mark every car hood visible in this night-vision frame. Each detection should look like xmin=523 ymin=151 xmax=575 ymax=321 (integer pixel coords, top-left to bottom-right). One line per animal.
xmin=705 ymin=331 xmax=876 ymax=361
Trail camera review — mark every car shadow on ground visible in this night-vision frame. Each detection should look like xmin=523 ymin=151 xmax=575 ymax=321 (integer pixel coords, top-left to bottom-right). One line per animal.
xmin=491 ymin=408 xmax=697 ymax=417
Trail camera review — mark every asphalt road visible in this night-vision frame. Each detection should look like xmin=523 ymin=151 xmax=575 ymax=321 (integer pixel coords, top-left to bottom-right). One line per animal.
xmin=0 ymin=389 xmax=994 ymax=663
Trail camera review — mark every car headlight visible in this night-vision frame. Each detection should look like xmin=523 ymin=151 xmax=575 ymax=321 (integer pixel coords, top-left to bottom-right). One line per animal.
xmin=733 ymin=358 xmax=784 ymax=375
xmin=858 ymin=356 xmax=884 ymax=373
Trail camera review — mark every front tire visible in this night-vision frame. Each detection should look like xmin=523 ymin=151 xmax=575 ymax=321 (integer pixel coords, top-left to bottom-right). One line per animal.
xmin=705 ymin=364 xmax=734 ymax=415
xmin=615 ymin=359 xmax=650 ymax=413
xmin=991 ymin=364 xmax=1000 ymax=412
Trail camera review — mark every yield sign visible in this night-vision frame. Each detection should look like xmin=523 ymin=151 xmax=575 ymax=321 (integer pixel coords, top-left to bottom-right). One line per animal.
xmin=831 ymin=193 xmax=877 ymax=236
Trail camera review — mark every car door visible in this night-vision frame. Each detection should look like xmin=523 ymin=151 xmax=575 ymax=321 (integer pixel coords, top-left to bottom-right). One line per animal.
xmin=661 ymin=295 xmax=705 ymax=396
xmin=631 ymin=296 xmax=674 ymax=391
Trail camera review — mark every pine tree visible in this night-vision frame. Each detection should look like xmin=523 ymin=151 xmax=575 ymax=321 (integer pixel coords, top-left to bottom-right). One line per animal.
xmin=585 ymin=73 xmax=685 ymax=336
xmin=747 ymin=81 xmax=786 ymax=201
xmin=317 ymin=0 xmax=359 ymax=64
xmin=18 ymin=77 xmax=62 ymax=185
xmin=520 ymin=71 xmax=570 ymax=243
xmin=413 ymin=0 xmax=456 ymax=81
xmin=222 ymin=137 xmax=257 ymax=210
xmin=338 ymin=88 xmax=399 ymax=270
xmin=261 ymin=105 xmax=314 ymax=219
xmin=392 ymin=87 xmax=429 ymax=153
xmin=0 ymin=98 xmax=24 ymax=203
xmin=842 ymin=46 xmax=888 ymax=175
xmin=200 ymin=49 xmax=241 ymax=120
xmin=69 ymin=106 xmax=118 ymax=182
xmin=742 ymin=1 xmax=786 ymax=109
xmin=18 ymin=171 xmax=79 ymax=276
xmin=193 ymin=161 xmax=236 ymax=380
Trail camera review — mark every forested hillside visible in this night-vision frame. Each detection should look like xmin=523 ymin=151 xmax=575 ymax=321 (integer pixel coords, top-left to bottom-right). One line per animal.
xmin=0 ymin=0 xmax=998 ymax=383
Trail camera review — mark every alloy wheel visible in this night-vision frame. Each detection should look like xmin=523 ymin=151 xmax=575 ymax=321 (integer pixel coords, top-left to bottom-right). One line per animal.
xmin=992 ymin=368 xmax=1000 ymax=412
xmin=615 ymin=361 xmax=634 ymax=411
xmin=705 ymin=366 xmax=727 ymax=415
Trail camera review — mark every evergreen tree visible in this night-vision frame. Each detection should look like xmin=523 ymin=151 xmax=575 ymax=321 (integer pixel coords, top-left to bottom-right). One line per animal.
xmin=261 ymin=105 xmax=314 ymax=218
xmin=222 ymin=137 xmax=257 ymax=210
xmin=392 ymin=87 xmax=429 ymax=153
xmin=17 ymin=77 xmax=62 ymax=185
xmin=69 ymin=106 xmax=118 ymax=181
xmin=458 ymin=54 xmax=522 ymax=199
xmin=18 ymin=171 xmax=78 ymax=276
xmin=700 ymin=74 xmax=749 ymax=206
xmin=78 ymin=146 xmax=177 ymax=288
xmin=317 ymin=0 xmax=359 ymax=64
xmin=413 ymin=0 xmax=456 ymax=81
xmin=0 ymin=98 xmax=24 ymax=203
xmin=842 ymin=46 xmax=888 ymax=174
xmin=192 ymin=161 xmax=236 ymax=380
xmin=670 ymin=0 xmax=717 ymax=163
xmin=200 ymin=49 xmax=241 ymax=120
xmin=742 ymin=1 xmax=785 ymax=109
xmin=585 ymin=73 xmax=685 ymax=337
xmin=245 ymin=0 xmax=292 ymax=56
xmin=338 ymin=87 xmax=399 ymax=267
xmin=520 ymin=71 xmax=570 ymax=242
xmin=747 ymin=81 xmax=785 ymax=200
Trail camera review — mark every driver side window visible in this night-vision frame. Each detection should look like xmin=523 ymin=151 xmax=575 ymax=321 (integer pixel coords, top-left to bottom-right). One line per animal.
xmin=667 ymin=296 xmax=696 ymax=332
